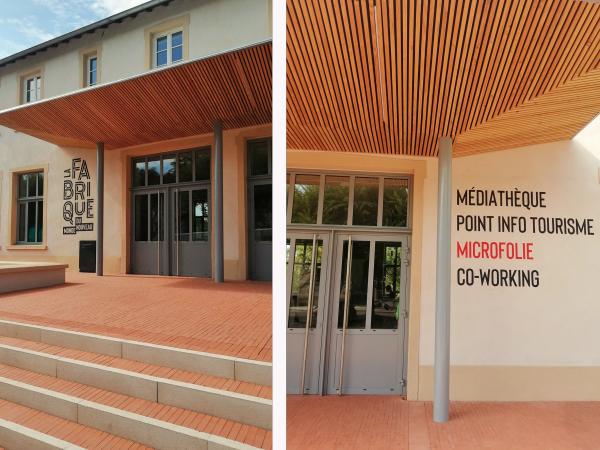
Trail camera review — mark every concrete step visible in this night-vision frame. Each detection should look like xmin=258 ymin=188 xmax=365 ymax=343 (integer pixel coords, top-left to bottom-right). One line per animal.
xmin=0 ymin=363 xmax=271 ymax=449
xmin=0 ymin=335 xmax=271 ymax=399
xmin=0 ymin=319 xmax=271 ymax=386
xmin=0 ymin=338 xmax=271 ymax=430
xmin=0 ymin=397 xmax=151 ymax=449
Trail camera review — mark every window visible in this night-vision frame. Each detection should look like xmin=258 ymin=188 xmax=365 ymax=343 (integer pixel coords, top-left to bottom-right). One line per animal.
xmin=132 ymin=148 xmax=210 ymax=187
xmin=153 ymin=30 xmax=184 ymax=67
xmin=22 ymin=73 xmax=42 ymax=104
xmin=16 ymin=171 xmax=44 ymax=244
xmin=291 ymin=174 xmax=320 ymax=224
xmin=86 ymin=54 xmax=98 ymax=86
xmin=287 ymin=172 xmax=411 ymax=228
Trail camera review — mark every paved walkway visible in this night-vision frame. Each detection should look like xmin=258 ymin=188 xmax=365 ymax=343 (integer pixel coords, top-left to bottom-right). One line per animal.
xmin=287 ymin=396 xmax=600 ymax=450
xmin=0 ymin=272 xmax=272 ymax=361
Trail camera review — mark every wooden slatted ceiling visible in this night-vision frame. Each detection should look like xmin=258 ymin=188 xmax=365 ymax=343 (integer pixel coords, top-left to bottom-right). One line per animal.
xmin=0 ymin=42 xmax=271 ymax=150
xmin=286 ymin=0 xmax=600 ymax=157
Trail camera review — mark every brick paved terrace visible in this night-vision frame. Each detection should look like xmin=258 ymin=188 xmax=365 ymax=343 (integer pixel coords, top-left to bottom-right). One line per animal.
xmin=0 ymin=271 xmax=272 ymax=361
xmin=287 ymin=395 xmax=600 ymax=450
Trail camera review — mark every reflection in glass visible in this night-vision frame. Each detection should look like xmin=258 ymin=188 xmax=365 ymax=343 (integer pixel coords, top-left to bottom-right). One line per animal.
xmin=178 ymin=152 xmax=192 ymax=182
xmin=156 ymin=36 xmax=168 ymax=66
xmin=192 ymin=190 xmax=209 ymax=241
xmin=253 ymin=184 xmax=272 ymax=242
xmin=177 ymin=190 xmax=190 ymax=241
xmin=133 ymin=159 xmax=146 ymax=187
xmin=18 ymin=174 xmax=27 ymax=198
xmin=353 ymin=177 xmax=378 ymax=226
xmin=150 ymin=193 xmax=159 ymax=241
xmin=172 ymin=31 xmax=183 ymax=62
xmin=248 ymin=140 xmax=270 ymax=176
xmin=195 ymin=149 xmax=211 ymax=181
xmin=27 ymin=201 xmax=36 ymax=242
xmin=337 ymin=240 xmax=370 ymax=329
xmin=291 ymin=174 xmax=320 ymax=224
xmin=147 ymin=157 xmax=160 ymax=185
xmin=383 ymin=178 xmax=409 ymax=227
xmin=134 ymin=195 xmax=148 ymax=241
xmin=162 ymin=155 xmax=176 ymax=184
xmin=372 ymin=242 xmax=402 ymax=329
xmin=37 ymin=172 xmax=44 ymax=196
xmin=37 ymin=201 xmax=43 ymax=243
xmin=18 ymin=203 xmax=26 ymax=241
xmin=27 ymin=173 xmax=37 ymax=197
xmin=288 ymin=239 xmax=322 ymax=328
xmin=322 ymin=176 xmax=349 ymax=225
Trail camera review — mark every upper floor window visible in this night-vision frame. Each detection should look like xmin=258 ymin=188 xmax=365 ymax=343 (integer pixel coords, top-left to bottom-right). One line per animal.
xmin=22 ymin=73 xmax=42 ymax=104
xmin=153 ymin=30 xmax=184 ymax=67
xmin=86 ymin=54 xmax=98 ymax=86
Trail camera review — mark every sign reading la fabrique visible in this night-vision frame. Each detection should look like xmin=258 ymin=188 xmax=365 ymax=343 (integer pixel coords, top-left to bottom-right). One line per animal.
xmin=63 ymin=158 xmax=94 ymax=235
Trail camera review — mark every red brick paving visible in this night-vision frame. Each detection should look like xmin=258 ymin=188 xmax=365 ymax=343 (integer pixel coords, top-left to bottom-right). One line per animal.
xmin=0 ymin=271 xmax=272 ymax=361
xmin=287 ymin=395 xmax=600 ymax=450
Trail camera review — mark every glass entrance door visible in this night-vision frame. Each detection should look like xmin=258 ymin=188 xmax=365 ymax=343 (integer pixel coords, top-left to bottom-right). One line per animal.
xmin=131 ymin=189 xmax=168 ymax=275
xmin=171 ymin=187 xmax=211 ymax=277
xmin=286 ymin=233 xmax=330 ymax=394
xmin=326 ymin=234 xmax=409 ymax=394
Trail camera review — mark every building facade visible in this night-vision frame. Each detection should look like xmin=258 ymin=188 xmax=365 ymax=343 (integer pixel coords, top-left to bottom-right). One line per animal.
xmin=0 ymin=0 xmax=273 ymax=281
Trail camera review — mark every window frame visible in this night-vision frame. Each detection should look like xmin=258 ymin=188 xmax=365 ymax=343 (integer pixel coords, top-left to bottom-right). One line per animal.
xmin=286 ymin=170 xmax=413 ymax=231
xmin=145 ymin=15 xmax=189 ymax=70
xmin=20 ymin=71 xmax=42 ymax=104
xmin=152 ymin=27 xmax=184 ymax=68
xmin=9 ymin=167 xmax=48 ymax=248
xmin=131 ymin=147 xmax=211 ymax=189
xmin=80 ymin=48 xmax=101 ymax=88
xmin=86 ymin=54 xmax=98 ymax=87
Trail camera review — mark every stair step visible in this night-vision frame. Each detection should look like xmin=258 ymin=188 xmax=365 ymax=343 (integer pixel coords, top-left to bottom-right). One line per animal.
xmin=0 ymin=398 xmax=150 ymax=449
xmin=0 ymin=340 xmax=271 ymax=430
xmin=0 ymin=364 xmax=271 ymax=449
xmin=0 ymin=335 xmax=271 ymax=399
xmin=0 ymin=319 xmax=271 ymax=386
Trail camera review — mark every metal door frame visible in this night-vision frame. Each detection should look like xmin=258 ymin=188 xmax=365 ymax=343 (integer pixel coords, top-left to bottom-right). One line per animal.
xmin=287 ymin=227 xmax=411 ymax=395
xmin=130 ymin=187 xmax=169 ymax=275
xmin=170 ymin=184 xmax=211 ymax=277
xmin=286 ymin=231 xmax=332 ymax=394
xmin=325 ymin=232 xmax=409 ymax=395
xmin=248 ymin=177 xmax=272 ymax=281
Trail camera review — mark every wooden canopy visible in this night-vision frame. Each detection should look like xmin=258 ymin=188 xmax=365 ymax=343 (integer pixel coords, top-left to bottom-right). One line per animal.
xmin=0 ymin=42 xmax=272 ymax=150
xmin=287 ymin=0 xmax=600 ymax=156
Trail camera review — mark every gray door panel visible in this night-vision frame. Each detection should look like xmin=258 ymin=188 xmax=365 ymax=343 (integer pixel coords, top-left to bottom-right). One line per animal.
xmin=131 ymin=191 xmax=168 ymax=275
xmin=248 ymin=180 xmax=272 ymax=281
xmin=170 ymin=187 xmax=211 ymax=277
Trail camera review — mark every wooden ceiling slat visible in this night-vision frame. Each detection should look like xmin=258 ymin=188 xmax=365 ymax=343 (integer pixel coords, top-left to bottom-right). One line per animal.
xmin=287 ymin=0 xmax=600 ymax=156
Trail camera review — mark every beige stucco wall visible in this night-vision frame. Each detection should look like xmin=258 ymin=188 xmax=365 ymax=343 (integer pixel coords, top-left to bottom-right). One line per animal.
xmin=0 ymin=123 xmax=271 ymax=280
xmin=288 ymin=137 xmax=600 ymax=400
xmin=0 ymin=0 xmax=271 ymax=110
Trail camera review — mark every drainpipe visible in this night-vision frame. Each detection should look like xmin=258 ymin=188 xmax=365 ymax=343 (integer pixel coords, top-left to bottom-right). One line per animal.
xmin=433 ymin=136 xmax=452 ymax=422
xmin=214 ymin=121 xmax=224 ymax=283
xmin=96 ymin=142 xmax=104 ymax=276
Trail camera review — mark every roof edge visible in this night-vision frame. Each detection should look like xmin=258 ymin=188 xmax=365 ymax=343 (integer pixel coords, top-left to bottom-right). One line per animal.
xmin=0 ymin=0 xmax=173 ymax=68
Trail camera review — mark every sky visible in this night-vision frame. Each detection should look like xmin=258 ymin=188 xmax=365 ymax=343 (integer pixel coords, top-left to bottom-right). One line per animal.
xmin=0 ymin=0 xmax=149 ymax=59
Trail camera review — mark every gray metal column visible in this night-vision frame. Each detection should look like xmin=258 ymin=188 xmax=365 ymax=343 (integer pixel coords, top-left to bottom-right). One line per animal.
xmin=96 ymin=142 xmax=104 ymax=276
xmin=433 ymin=136 xmax=452 ymax=422
xmin=214 ymin=121 xmax=224 ymax=283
